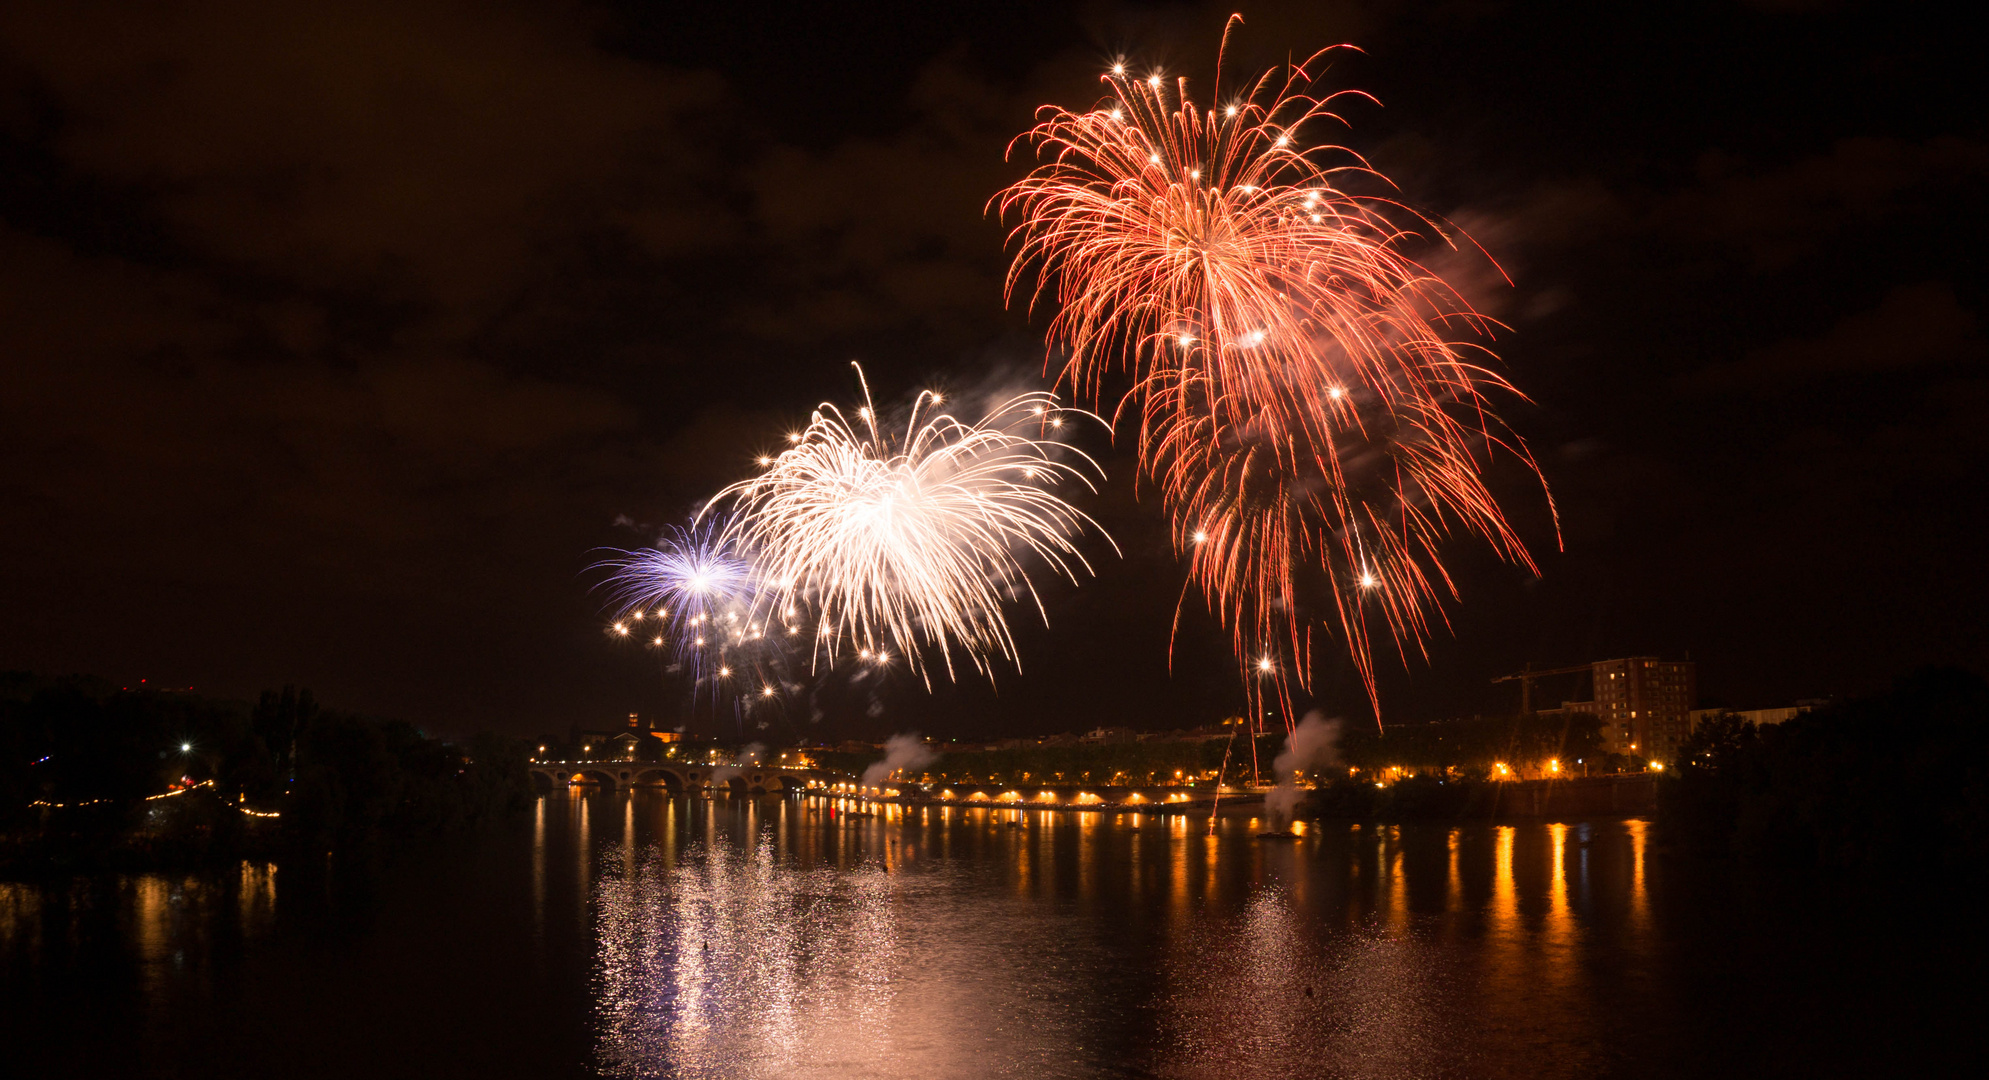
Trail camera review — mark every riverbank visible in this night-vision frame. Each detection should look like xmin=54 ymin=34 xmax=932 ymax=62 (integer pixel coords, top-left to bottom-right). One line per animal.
xmin=799 ymin=772 xmax=1660 ymax=821
xmin=3 ymin=676 xmax=536 ymax=880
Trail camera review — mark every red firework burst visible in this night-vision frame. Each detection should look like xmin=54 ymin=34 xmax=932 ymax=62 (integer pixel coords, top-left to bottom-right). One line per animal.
xmin=996 ymin=20 xmax=1556 ymax=726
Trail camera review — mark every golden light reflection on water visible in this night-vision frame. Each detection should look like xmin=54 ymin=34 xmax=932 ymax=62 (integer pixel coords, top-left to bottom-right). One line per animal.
xmin=1385 ymin=825 xmax=1407 ymax=933
xmin=237 ymin=862 xmax=276 ymax=928
xmin=1494 ymin=824 xmax=1517 ymax=923
xmin=0 ymin=882 xmax=41 ymax=958
xmin=1543 ymin=823 xmax=1581 ymax=1011
xmin=1550 ymin=821 xmax=1569 ymax=928
xmin=571 ymin=800 xmax=1688 ymax=1077
xmin=575 ymin=792 xmax=592 ymax=915
xmin=0 ymin=797 xmax=1718 ymax=1079
xmin=1446 ymin=827 xmax=1462 ymax=913
xmin=132 ymin=875 xmax=173 ymax=1000
xmin=1628 ymin=816 xmax=1652 ymax=940
xmin=1171 ymin=814 xmax=1191 ymax=921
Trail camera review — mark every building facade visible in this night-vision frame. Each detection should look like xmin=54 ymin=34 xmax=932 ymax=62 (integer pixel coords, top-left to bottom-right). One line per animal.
xmin=1589 ymin=657 xmax=1697 ymax=761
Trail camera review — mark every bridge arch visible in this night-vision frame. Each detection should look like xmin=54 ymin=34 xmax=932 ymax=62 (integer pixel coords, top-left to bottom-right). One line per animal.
xmin=527 ymin=762 xmax=819 ymax=796
xmin=634 ymin=767 xmax=685 ymax=792
xmin=571 ymin=768 xmax=619 ymax=791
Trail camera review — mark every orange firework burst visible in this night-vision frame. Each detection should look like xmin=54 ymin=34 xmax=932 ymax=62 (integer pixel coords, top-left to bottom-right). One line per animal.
xmin=996 ymin=20 xmax=1555 ymax=726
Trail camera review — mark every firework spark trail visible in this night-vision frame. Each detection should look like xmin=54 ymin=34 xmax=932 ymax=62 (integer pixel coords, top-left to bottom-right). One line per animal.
xmin=597 ymin=520 xmax=797 ymax=708
xmin=710 ymin=364 xmax=1112 ymax=685
xmin=996 ymin=20 xmax=1556 ymax=724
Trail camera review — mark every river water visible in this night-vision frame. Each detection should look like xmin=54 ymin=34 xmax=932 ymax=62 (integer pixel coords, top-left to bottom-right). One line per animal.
xmin=2 ymin=793 xmax=1976 ymax=1078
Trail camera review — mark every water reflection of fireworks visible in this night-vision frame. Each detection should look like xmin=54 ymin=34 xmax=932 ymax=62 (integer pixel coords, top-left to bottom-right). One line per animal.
xmin=595 ymin=837 xmax=901 ymax=1078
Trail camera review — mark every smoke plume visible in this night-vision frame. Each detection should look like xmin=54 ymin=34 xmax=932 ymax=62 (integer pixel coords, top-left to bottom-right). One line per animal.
xmin=710 ymin=742 xmax=766 ymax=786
xmin=862 ymin=733 xmax=938 ymax=786
xmin=1264 ymin=712 xmax=1341 ymax=829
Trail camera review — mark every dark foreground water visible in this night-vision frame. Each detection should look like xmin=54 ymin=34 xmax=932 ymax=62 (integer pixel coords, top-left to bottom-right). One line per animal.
xmin=2 ymin=794 xmax=1979 ymax=1078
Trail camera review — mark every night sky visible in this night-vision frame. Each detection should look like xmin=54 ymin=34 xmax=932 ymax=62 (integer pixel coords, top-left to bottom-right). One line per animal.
xmin=3 ymin=1 xmax=1983 ymax=740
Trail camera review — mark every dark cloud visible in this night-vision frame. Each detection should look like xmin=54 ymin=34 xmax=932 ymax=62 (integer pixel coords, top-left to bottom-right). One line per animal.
xmin=1 ymin=0 xmax=727 ymax=324
xmin=739 ymin=55 xmax=1017 ymax=346
xmin=1661 ymin=138 xmax=1989 ymax=271
xmin=0 ymin=1 xmax=709 ymax=726
xmin=1683 ymin=281 xmax=1982 ymax=394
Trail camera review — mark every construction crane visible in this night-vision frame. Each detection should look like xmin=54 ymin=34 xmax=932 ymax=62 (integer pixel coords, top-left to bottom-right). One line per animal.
xmin=1492 ymin=662 xmax=1594 ymax=716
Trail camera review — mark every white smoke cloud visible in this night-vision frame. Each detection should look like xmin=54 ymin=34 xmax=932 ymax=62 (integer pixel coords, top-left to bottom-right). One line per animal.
xmin=711 ymin=742 xmax=766 ymax=787
xmin=1264 ymin=712 xmax=1341 ymax=830
xmin=861 ymin=733 xmax=938 ymax=786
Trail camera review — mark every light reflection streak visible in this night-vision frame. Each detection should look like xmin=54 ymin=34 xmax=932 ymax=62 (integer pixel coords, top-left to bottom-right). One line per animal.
xmin=1385 ymin=825 xmax=1407 ymax=933
xmin=1493 ymin=825 xmax=1516 ymax=924
xmin=1203 ymin=820 xmax=1220 ymax=901
xmin=1628 ymin=818 xmax=1650 ymax=932
xmin=1446 ymin=827 xmax=1461 ymax=913
xmin=1171 ymin=816 xmax=1191 ymax=920
xmin=1549 ymin=822 xmax=1569 ymax=925
xmin=133 ymin=876 xmax=171 ymax=1005
xmin=1472 ymin=822 xmax=1537 ymax=1067
xmin=0 ymin=883 xmax=42 ymax=959
xmin=1035 ymin=810 xmax=1057 ymax=897
xmin=237 ymin=862 xmax=275 ymax=928
xmin=576 ymin=793 xmax=592 ymax=921
xmin=532 ymin=797 xmax=546 ymax=940
xmin=1544 ymin=822 xmax=1579 ymax=1005
xmin=623 ymin=795 xmax=637 ymax=872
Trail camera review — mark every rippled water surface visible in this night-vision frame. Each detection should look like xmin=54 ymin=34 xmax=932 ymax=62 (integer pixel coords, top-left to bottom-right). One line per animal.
xmin=2 ymin=793 xmax=1977 ymax=1077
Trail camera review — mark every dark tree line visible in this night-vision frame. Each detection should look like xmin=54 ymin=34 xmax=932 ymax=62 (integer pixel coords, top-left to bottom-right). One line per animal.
xmin=1662 ymin=668 xmax=1989 ymax=872
xmin=1335 ymin=712 xmax=1606 ymax=775
xmin=1 ymin=672 xmax=532 ymax=874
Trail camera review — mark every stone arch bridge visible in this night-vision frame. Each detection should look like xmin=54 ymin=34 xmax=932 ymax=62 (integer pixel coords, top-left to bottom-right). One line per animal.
xmin=528 ymin=760 xmax=821 ymax=795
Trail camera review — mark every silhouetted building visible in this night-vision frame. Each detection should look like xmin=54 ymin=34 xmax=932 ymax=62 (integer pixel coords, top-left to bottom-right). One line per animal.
xmin=567 ymin=713 xmax=658 ymax=760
